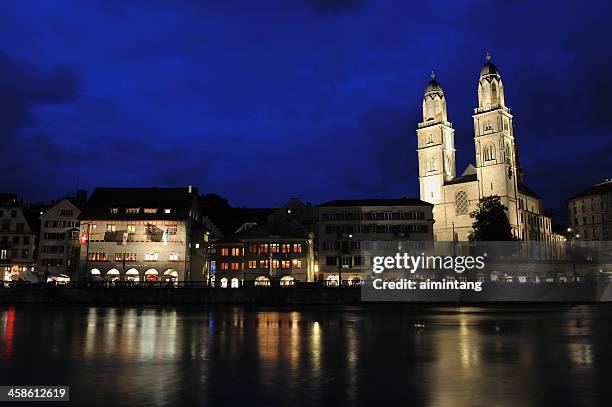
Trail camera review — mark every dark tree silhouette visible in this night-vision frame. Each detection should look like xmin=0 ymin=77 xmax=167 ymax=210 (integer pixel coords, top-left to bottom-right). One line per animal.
xmin=470 ymin=195 xmax=516 ymax=241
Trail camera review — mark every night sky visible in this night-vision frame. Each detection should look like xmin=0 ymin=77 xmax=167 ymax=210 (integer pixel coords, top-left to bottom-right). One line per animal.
xmin=1 ymin=1 xmax=611 ymax=219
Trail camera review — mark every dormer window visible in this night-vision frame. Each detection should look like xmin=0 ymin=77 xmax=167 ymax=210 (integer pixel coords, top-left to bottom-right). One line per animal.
xmin=144 ymin=208 xmax=158 ymax=214
xmin=109 ymin=208 xmax=119 ymax=214
xmin=126 ymin=208 xmax=140 ymax=214
xmin=164 ymin=208 xmax=171 ymax=214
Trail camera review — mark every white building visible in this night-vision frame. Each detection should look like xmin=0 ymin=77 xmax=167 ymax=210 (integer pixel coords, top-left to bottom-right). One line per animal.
xmin=79 ymin=187 xmax=207 ymax=283
xmin=38 ymin=198 xmax=82 ymax=281
xmin=417 ymin=53 xmax=561 ymax=242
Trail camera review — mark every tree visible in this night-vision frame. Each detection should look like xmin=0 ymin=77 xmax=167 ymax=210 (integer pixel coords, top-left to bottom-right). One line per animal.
xmin=469 ymin=195 xmax=516 ymax=241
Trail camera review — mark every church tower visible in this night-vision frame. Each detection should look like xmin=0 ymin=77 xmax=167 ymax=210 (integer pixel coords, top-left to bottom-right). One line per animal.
xmin=472 ymin=53 xmax=521 ymax=235
xmin=417 ymin=72 xmax=456 ymax=238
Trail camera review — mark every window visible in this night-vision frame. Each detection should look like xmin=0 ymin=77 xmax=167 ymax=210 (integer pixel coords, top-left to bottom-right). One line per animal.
xmin=144 ymin=253 xmax=159 ymax=261
xmin=281 ymin=260 xmax=291 ymax=269
xmin=127 ymin=225 xmax=136 ymax=234
xmin=88 ymin=252 xmax=107 ymax=261
xmin=293 ymin=243 xmax=302 ymax=253
xmin=165 ymin=225 xmax=178 ymax=235
xmin=58 ymin=209 xmax=73 ymax=217
xmin=281 ymin=243 xmax=291 ymax=253
xmin=126 ymin=208 xmax=140 ymax=214
xmin=10 ymin=210 xmax=17 ymax=218
xmin=145 ymin=224 xmax=157 ymax=234
xmin=270 ymin=244 xmax=280 ymax=253
xmin=144 ymin=208 xmax=158 ymax=214
xmin=115 ymin=253 xmax=136 ymax=262
xmin=164 ymin=208 xmax=171 ymax=214
xmin=426 ymin=157 xmax=437 ymax=172
xmin=230 ymin=262 xmax=240 ymax=270
xmin=220 ymin=248 xmax=229 ymax=256
xmin=483 ymin=143 xmax=496 ymax=161
xmin=271 ymin=260 xmax=279 ymax=269
xmin=292 ymin=259 xmax=303 ymax=269
xmin=249 ymin=244 xmax=257 ymax=253
xmin=169 ymin=253 xmax=179 ymax=261
xmin=16 ymin=223 xmax=24 ymax=231
xmin=220 ymin=263 xmax=229 ymax=270
xmin=231 ymin=247 xmax=241 ymax=256
xmin=259 ymin=244 xmax=269 ymax=253
xmin=456 ymin=191 xmax=469 ymax=215
xmin=248 ymin=260 xmax=257 ymax=269
xmin=259 ymin=260 xmax=269 ymax=268
xmin=109 ymin=208 xmax=119 ymax=214
xmin=427 ymin=133 xmax=434 ymax=144
xmin=106 ymin=224 xmax=116 ymax=232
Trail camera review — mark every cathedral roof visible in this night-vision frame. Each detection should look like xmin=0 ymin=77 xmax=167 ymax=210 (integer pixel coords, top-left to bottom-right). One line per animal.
xmin=480 ymin=52 xmax=500 ymax=77
xmin=424 ymin=71 xmax=443 ymax=94
xmin=518 ymin=183 xmax=541 ymax=200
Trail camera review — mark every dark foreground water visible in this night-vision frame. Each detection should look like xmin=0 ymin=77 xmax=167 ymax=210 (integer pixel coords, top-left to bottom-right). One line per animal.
xmin=1 ymin=305 xmax=611 ymax=407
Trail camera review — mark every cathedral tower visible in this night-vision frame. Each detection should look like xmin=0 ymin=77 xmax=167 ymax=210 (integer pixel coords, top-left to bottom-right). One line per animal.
xmin=417 ymin=72 xmax=456 ymax=236
xmin=472 ymin=53 xmax=521 ymax=235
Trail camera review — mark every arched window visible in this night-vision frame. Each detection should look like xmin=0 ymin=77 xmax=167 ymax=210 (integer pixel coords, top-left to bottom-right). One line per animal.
xmin=220 ymin=278 xmax=228 ymax=288
xmin=456 ymin=190 xmax=469 ymax=215
xmin=426 ymin=157 xmax=437 ymax=172
xmin=483 ymin=143 xmax=496 ymax=161
xmin=231 ymin=278 xmax=239 ymax=288
xmin=255 ymin=276 xmax=270 ymax=287
xmin=505 ymin=142 xmax=512 ymax=164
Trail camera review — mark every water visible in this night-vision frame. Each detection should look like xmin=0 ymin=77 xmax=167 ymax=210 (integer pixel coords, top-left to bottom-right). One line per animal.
xmin=1 ymin=304 xmax=611 ymax=407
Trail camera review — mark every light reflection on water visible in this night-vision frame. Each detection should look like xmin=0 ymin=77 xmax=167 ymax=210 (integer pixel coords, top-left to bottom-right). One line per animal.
xmin=1 ymin=305 xmax=612 ymax=407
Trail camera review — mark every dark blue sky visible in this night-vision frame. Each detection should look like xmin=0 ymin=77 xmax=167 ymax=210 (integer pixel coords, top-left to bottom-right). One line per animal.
xmin=1 ymin=1 xmax=611 ymax=219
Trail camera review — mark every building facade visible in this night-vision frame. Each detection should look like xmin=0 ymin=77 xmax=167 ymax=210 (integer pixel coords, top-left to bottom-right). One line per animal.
xmin=38 ymin=198 xmax=82 ymax=281
xmin=317 ymin=198 xmax=434 ymax=285
xmin=79 ymin=187 xmax=207 ymax=282
xmin=417 ymin=54 xmax=560 ymax=242
xmin=0 ymin=194 xmax=38 ymax=283
xmin=210 ymin=199 xmax=316 ymax=287
xmin=567 ymin=180 xmax=612 ymax=241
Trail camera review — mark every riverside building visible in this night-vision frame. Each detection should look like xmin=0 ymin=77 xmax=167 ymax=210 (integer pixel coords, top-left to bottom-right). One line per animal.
xmin=78 ymin=187 xmax=207 ymax=282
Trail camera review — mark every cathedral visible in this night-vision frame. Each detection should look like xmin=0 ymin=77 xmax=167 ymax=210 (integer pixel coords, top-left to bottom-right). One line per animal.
xmin=417 ymin=53 xmax=561 ymax=242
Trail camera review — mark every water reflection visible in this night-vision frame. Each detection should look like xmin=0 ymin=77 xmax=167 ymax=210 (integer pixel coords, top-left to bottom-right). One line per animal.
xmin=0 ymin=305 xmax=610 ymax=407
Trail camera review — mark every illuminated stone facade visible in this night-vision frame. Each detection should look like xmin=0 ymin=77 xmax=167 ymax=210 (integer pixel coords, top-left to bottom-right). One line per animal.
xmin=417 ymin=54 xmax=562 ymax=242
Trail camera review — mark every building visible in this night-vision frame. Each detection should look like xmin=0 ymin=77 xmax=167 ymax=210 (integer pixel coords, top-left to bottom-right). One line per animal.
xmin=0 ymin=194 xmax=38 ymax=282
xmin=210 ymin=199 xmax=316 ymax=287
xmin=78 ymin=187 xmax=207 ymax=282
xmin=417 ymin=53 xmax=560 ymax=242
xmin=317 ymin=198 xmax=434 ymax=285
xmin=567 ymin=179 xmax=612 ymax=241
xmin=38 ymin=196 xmax=84 ymax=282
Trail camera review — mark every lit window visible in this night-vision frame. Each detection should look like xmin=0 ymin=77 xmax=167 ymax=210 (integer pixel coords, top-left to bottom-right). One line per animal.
xmin=144 ymin=253 xmax=159 ymax=261
xmin=248 ymin=260 xmax=257 ymax=269
xmin=231 ymin=247 xmax=241 ymax=256
xmin=127 ymin=225 xmax=136 ymax=234
xmin=259 ymin=244 xmax=269 ymax=253
xmin=106 ymin=224 xmax=116 ymax=232
xmin=220 ymin=248 xmax=229 ymax=256
xmin=165 ymin=225 xmax=178 ymax=235
xmin=293 ymin=244 xmax=302 ymax=253
xmin=169 ymin=253 xmax=179 ymax=261
xmin=231 ymin=262 xmax=240 ymax=270
xmin=126 ymin=208 xmax=140 ymax=214
xmin=282 ymin=244 xmax=291 ymax=253
xmin=281 ymin=260 xmax=291 ymax=269
xmin=220 ymin=263 xmax=229 ymax=270
xmin=293 ymin=259 xmax=303 ymax=269
xmin=164 ymin=208 xmax=171 ymax=214
xmin=109 ymin=208 xmax=119 ymax=214
xmin=259 ymin=260 xmax=269 ymax=268
xmin=270 ymin=244 xmax=280 ymax=253
xmin=144 ymin=208 xmax=158 ymax=214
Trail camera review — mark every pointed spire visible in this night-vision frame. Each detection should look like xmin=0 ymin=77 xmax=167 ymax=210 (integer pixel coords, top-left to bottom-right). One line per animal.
xmin=431 ymin=70 xmax=436 ymax=80
xmin=485 ymin=51 xmax=491 ymax=62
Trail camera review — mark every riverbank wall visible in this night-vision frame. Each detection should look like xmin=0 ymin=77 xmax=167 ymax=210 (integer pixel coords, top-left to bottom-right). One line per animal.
xmin=1 ymin=282 xmax=612 ymax=305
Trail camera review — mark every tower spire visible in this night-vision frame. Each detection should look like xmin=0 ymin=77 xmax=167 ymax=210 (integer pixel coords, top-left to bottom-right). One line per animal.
xmin=431 ymin=70 xmax=436 ymax=79
xmin=485 ymin=51 xmax=491 ymax=62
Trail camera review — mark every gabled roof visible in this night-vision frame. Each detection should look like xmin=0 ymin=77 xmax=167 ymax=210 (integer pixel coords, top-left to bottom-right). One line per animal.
xmin=80 ymin=187 xmax=197 ymax=221
xmin=568 ymin=180 xmax=612 ymax=201
xmin=318 ymin=198 xmax=432 ymax=207
xmin=518 ymin=183 xmax=541 ymax=200
xmin=215 ymin=220 xmax=310 ymax=244
xmin=206 ymin=207 xmax=275 ymax=236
